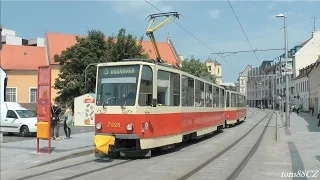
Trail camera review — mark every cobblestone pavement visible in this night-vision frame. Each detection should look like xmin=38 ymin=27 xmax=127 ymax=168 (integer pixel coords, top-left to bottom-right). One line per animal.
xmin=2 ymin=126 xmax=94 ymax=143
xmin=2 ymin=109 xmax=272 ymax=180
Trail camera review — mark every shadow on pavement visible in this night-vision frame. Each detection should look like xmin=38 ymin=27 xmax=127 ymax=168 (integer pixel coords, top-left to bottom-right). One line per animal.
xmin=296 ymin=112 xmax=320 ymax=132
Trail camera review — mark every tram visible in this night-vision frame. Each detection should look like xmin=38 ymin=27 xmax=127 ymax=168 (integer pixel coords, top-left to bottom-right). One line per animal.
xmin=93 ymin=59 xmax=247 ymax=158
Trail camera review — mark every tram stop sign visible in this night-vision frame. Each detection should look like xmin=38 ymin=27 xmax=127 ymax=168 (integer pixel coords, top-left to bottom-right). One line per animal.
xmin=281 ymin=58 xmax=293 ymax=75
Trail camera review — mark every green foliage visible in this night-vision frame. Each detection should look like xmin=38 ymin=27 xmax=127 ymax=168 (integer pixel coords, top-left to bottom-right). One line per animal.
xmin=221 ymin=85 xmax=237 ymax=91
xmin=53 ymin=28 xmax=148 ymax=107
xmin=180 ymin=58 xmax=216 ymax=83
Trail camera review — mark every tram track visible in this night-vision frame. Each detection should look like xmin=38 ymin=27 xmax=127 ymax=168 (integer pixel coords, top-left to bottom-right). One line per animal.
xmin=177 ymin=110 xmax=273 ymax=180
xmin=13 ymin=109 xmax=261 ymax=180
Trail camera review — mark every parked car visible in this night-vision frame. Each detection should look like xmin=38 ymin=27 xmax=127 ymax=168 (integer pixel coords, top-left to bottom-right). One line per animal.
xmin=0 ymin=102 xmax=37 ymax=137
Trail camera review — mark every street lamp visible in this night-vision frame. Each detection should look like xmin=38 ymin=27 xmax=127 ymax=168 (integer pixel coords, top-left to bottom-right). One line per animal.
xmin=276 ymin=13 xmax=290 ymax=126
xmin=259 ymin=82 xmax=262 ymax=109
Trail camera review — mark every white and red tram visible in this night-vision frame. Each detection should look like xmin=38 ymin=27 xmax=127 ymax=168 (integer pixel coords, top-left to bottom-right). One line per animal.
xmin=224 ymin=90 xmax=247 ymax=127
xmin=93 ymin=59 xmax=247 ymax=157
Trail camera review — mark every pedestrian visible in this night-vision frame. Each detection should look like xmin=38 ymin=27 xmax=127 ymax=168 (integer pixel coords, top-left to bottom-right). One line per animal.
xmin=51 ymin=101 xmax=61 ymax=140
xmin=63 ymin=106 xmax=73 ymax=139
xmin=317 ymin=110 xmax=320 ymax=127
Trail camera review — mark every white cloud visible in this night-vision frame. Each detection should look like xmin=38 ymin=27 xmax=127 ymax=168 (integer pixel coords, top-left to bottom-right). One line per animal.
xmin=208 ymin=9 xmax=222 ymax=19
xmin=109 ymin=1 xmax=174 ymax=18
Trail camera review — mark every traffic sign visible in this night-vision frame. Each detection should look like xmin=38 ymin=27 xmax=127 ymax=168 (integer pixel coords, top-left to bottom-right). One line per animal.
xmin=281 ymin=58 xmax=293 ymax=75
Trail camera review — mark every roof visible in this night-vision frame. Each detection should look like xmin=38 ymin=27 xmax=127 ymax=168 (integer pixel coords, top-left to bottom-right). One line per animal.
xmin=205 ymin=57 xmax=221 ymax=65
xmin=238 ymin=65 xmax=253 ymax=80
xmin=300 ymin=38 xmax=312 ymax=46
xmin=45 ymin=32 xmax=178 ymax=66
xmin=0 ymin=44 xmax=46 ymax=70
xmin=307 ymin=56 xmax=320 ymax=76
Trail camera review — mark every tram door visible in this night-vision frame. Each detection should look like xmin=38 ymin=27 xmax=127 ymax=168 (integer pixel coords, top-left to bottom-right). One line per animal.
xmin=139 ymin=65 xmax=155 ymax=138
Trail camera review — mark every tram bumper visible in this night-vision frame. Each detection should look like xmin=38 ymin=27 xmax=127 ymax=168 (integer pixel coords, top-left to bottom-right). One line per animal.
xmin=94 ymin=135 xmax=115 ymax=155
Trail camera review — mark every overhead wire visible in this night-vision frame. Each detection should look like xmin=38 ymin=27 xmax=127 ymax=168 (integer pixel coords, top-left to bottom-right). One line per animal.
xmin=144 ymin=0 xmax=238 ymax=73
xmin=227 ymin=0 xmax=260 ymax=64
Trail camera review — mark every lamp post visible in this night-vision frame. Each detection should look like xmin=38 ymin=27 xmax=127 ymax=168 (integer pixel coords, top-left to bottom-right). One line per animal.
xmin=259 ymin=82 xmax=262 ymax=109
xmin=84 ymin=63 xmax=99 ymax=93
xmin=276 ymin=13 xmax=290 ymax=126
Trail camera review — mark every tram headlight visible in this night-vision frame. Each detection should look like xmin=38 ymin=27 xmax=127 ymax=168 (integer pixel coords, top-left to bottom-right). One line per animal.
xmin=126 ymin=123 xmax=134 ymax=131
xmin=96 ymin=123 xmax=102 ymax=130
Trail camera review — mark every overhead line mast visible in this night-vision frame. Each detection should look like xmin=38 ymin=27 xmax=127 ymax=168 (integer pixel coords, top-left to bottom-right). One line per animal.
xmin=146 ymin=12 xmax=180 ymax=64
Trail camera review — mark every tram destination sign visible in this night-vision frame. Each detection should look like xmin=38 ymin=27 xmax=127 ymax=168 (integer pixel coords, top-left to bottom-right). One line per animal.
xmin=99 ymin=65 xmax=140 ymax=78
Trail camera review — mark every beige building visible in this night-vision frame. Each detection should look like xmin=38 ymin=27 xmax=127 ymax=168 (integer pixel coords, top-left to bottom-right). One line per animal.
xmin=308 ymin=56 xmax=320 ymax=116
xmin=205 ymin=57 xmax=222 ymax=85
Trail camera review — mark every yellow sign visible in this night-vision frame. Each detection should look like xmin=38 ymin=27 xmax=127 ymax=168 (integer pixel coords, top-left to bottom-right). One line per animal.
xmin=105 ymin=68 xmax=135 ymax=75
xmin=108 ymin=122 xmax=120 ymax=128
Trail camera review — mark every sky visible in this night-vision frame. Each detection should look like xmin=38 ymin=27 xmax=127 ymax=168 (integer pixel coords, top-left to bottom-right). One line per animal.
xmin=1 ymin=0 xmax=319 ymax=82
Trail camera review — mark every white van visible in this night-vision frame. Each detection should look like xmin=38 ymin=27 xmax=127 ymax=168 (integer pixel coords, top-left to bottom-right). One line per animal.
xmin=0 ymin=102 xmax=37 ymax=137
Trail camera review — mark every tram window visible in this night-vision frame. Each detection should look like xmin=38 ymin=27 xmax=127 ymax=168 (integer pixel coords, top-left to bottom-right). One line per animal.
xmin=195 ymin=80 xmax=204 ymax=107
xmin=138 ymin=65 xmax=153 ymax=106
xmin=226 ymin=92 xmax=230 ymax=108
xmin=157 ymin=70 xmax=180 ymax=106
xmin=238 ymin=94 xmax=242 ymax=107
xmin=205 ymin=83 xmax=213 ymax=107
xmin=182 ymin=75 xmax=194 ymax=106
xmin=231 ymin=93 xmax=236 ymax=107
xmin=212 ymin=85 xmax=219 ymax=107
xmin=220 ymin=89 xmax=225 ymax=108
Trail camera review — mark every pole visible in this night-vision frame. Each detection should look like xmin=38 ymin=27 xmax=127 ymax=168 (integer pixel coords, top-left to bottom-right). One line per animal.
xmin=260 ymin=82 xmax=262 ymax=109
xmin=284 ymin=16 xmax=290 ymax=127
xmin=272 ymin=75 xmax=275 ymax=112
xmin=84 ymin=63 xmax=98 ymax=94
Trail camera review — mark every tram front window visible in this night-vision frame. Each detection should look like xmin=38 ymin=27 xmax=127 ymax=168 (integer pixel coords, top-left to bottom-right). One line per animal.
xmin=96 ymin=65 xmax=140 ymax=106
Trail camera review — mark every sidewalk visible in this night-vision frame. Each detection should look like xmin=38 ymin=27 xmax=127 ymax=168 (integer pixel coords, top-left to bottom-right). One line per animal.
xmin=279 ymin=112 xmax=320 ymax=173
xmin=0 ymin=132 xmax=94 ymax=171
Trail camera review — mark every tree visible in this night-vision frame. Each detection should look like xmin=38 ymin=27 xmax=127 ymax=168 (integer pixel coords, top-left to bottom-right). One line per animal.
xmin=180 ymin=57 xmax=216 ymax=83
xmin=221 ymin=85 xmax=237 ymax=91
xmin=53 ymin=28 xmax=148 ymax=108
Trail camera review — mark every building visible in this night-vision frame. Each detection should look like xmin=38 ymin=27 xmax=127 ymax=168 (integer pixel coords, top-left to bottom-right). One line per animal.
xmin=292 ymin=31 xmax=320 ymax=78
xmin=308 ymin=56 xmax=320 ymax=116
xmin=0 ymin=29 xmax=180 ymax=107
xmin=237 ymin=65 xmax=253 ymax=96
xmin=246 ymin=30 xmax=320 ymax=109
xmin=247 ymin=66 xmax=261 ymax=107
xmin=291 ymin=63 xmax=315 ymax=111
xmin=204 ymin=57 xmax=222 ymax=85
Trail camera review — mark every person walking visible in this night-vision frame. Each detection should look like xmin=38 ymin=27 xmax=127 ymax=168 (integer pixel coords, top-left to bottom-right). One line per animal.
xmin=51 ymin=102 xmax=61 ymax=140
xmin=64 ymin=106 xmax=73 ymax=139
xmin=317 ymin=110 xmax=320 ymax=127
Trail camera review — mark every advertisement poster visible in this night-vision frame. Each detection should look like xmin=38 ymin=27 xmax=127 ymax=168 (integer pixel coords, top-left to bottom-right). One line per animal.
xmin=84 ymin=98 xmax=95 ymax=125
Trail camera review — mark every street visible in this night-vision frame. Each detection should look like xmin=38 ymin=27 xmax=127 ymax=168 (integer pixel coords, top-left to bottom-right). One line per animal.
xmin=1 ymin=126 xmax=94 ymax=143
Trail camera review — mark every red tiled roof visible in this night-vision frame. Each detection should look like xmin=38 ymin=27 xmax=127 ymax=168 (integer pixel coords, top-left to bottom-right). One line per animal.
xmin=0 ymin=44 xmax=47 ymax=70
xmin=46 ymin=32 xmax=178 ymax=65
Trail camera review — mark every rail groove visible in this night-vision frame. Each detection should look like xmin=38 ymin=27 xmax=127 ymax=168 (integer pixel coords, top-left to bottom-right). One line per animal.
xmin=178 ymin=110 xmax=272 ymax=180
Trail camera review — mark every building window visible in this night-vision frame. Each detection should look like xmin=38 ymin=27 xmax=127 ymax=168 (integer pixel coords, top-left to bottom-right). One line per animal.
xmin=218 ymin=68 xmax=220 ymax=73
xmin=29 ymin=88 xmax=38 ymax=103
xmin=208 ymin=66 xmax=211 ymax=71
xmin=6 ymin=88 xmax=17 ymax=102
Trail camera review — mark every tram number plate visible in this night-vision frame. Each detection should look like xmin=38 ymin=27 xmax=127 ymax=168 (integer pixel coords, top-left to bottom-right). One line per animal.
xmin=108 ymin=122 xmax=120 ymax=128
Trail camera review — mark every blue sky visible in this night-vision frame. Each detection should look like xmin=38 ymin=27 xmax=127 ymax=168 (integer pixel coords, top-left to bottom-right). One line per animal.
xmin=1 ymin=0 xmax=319 ymax=82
